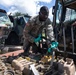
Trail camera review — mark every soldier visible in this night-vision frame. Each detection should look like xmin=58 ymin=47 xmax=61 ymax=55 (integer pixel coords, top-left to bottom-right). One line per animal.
xmin=23 ymin=6 xmax=58 ymax=55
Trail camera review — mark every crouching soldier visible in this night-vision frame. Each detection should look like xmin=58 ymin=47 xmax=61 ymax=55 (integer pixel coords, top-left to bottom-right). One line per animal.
xmin=23 ymin=6 xmax=58 ymax=56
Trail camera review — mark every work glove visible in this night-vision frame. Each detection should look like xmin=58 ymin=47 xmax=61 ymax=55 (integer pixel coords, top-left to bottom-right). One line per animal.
xmin=34 ymin=34 xmax=42 ymax=43
xmin=48 ymin=41 xmax=59 ymax=53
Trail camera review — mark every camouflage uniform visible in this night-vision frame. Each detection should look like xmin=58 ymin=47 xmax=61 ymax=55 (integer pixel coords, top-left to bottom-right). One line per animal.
xmin=23 ymin=15 xmax=55 ymax=53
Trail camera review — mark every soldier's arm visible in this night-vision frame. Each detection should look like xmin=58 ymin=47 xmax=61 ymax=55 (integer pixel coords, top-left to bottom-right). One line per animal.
xmin=46 ymin=19 xmax=55 ymax=41
xmin=23 ymin=22 xmax=35 ymax=43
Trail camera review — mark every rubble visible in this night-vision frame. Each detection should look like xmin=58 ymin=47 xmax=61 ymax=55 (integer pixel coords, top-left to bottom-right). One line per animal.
xmin=0 ymin=50 xmax=75 ymax=75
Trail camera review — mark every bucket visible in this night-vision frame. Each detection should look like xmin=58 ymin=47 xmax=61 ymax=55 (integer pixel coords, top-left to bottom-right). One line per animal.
xmin=64 ymin=58 xmax=75 ymax=75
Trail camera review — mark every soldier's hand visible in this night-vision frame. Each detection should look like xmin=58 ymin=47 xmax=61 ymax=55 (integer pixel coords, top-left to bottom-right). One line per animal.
xmin=51 ymin=41 xmax=59 ymax=49
xmin=34 ymin=34 xmax=42 ymax=43
xmin=48 ymin=41 xmax=59 ymax=53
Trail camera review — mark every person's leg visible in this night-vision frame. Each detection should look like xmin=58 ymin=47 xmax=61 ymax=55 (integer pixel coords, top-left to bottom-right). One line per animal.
xmin=23 ymin=39 xmax=32 ymax=55
xmin=32 ymin=43 xmax=39 ymax=54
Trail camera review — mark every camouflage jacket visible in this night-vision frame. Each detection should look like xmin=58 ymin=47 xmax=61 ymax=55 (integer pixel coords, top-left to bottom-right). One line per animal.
xmin=23 ymin=15 xmax=55 ymax=43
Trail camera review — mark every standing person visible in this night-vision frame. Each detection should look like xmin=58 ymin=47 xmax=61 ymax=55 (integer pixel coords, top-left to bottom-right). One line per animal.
xmin=23 ymin=6 xmax=58 ymax=55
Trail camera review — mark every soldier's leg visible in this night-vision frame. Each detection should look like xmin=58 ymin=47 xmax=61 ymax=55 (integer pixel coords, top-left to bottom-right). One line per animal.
xmin=23 ymin=39 xmax=32 ymax=55
xmin=32 ymin=43 xmax=39 ymax=54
